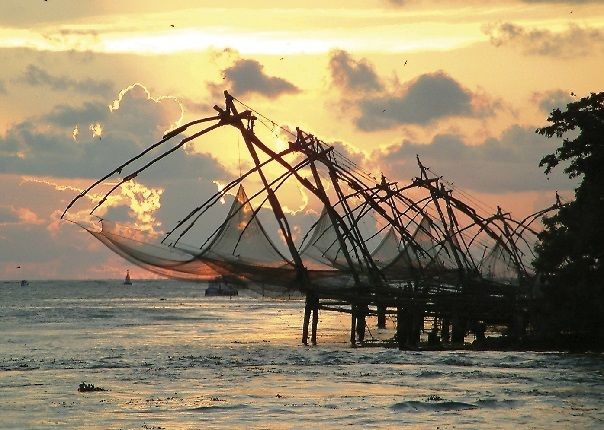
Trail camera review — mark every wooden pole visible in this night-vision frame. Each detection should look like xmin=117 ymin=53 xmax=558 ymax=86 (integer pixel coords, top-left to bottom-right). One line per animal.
xmin=356 ymin=304 xmax=368 ymax=344
xmin=396 ymin=305 xmax=405 ymax=350
xmin=302 ymin=293 xmax=312 ymax=345
xmin=350 ymin=305 xmax=357 ymax=346
xmin=311 ymin=295 xmax=319 ymax=345
xmin=441 ymin=317 xmax=451 ymax=342
xmin=377 ymin=304 xmax=387 ymax=329
xmin=451 ymin=314 xmax=466 ymax=344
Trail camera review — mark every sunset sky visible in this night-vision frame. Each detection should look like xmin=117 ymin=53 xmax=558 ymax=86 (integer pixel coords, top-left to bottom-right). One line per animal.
xmin=1 ymin=0 xmax=602 ymax=280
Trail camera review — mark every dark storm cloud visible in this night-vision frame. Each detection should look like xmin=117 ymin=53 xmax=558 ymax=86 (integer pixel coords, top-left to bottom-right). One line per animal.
xmin=328 ymin=50 xmax=384 ymax=93
xmin=0 ymin=85 xmax=228 ymax=183
xmin=15 ymin=64 xmax=114 ymax=95
xmin=534 ymin=90 xmax=574 ymax=115
xmin=214 ymin=59 xmax=299 ymax=99
xmin=484 ymin=22 xmax=604 ymax=57
xmin=44 ymin=102 xmax=110 ymax=127
xmin=356 ymin=71 xmax=495 ymax=130
xmin=0 ymin=118 xmax=227 ymax=183
xmin=377 ymin=126 xmax=573 ymax=193
xmin=327 ymin=51 xmax=499 ymax=131
xmin=0 ymin=206 xmax=19 ymax=224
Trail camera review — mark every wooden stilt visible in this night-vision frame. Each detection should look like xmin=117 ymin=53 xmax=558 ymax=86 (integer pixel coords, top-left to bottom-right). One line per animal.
xmin=410 ymin=306 xmax=423 ymax=347
xmin=511 ymin=307 xmax=526 ymax=342
xmin=474 ymin=321 xmax=486 ymax=344
xmin=396 ymin=306 xmax=405 ymax=350
xmin=356 ymin=304 xmax=368 ymax=344
xmin=377 ymin=304 xmax=387 ymax=329
xmin=311 ymin=295 xmax=319 ymax=345
xmin=428 ymin=317 xmax=440 ymax=346
xmin=441 ymin=317 xmax=450 ymax=343
xmin=302 ymin=293 xmax=312 ymax=345
xmin=451 ymin=315 xmax=466 ymax=344
xmin=350 ymin=305 xmax=357 ymax=346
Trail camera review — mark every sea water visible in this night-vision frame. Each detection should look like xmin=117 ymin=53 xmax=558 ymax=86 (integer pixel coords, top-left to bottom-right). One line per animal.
xmin=0 ymin=280 xmax=602 ymax=429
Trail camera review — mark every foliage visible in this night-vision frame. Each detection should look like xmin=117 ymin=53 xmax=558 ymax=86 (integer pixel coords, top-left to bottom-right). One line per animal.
xmin=533 ymin=92 xmax=604 ymax=348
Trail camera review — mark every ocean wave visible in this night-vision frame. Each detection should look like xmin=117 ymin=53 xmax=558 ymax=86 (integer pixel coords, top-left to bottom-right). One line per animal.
xmin=391 ymin=397 xmax=521 ymax=412
xmin=416 ymin=369 xmax=444 ymax=378
xmin=186 ymin=403 xmax=249 ymax=412
xmin=391 ymin=400 xmax=477 ymax=412
xmin=476 ymin=399 xmax=523 ymax=409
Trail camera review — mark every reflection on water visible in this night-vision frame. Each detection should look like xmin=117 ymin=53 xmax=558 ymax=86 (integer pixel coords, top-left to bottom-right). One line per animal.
xmin=0 ymin=280 xmax=603 ymax=429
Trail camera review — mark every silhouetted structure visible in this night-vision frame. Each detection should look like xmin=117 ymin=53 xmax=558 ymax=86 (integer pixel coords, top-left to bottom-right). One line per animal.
xmin=62 ymin=91 xmax=561 ymax=349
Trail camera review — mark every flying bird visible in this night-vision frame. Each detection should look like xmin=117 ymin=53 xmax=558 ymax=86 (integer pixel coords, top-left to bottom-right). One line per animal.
xmin=170 ymin=24 xmax=175 ymax=27
xmin=404 ymin=60 xmax=408 ymax=66
xmin=17 ymin=266 xmax=21 ymax=269
xmin=571 ymin=91 xmax=576 ymax=96
xmin=280 ymin=57 xmax=284 ymax=60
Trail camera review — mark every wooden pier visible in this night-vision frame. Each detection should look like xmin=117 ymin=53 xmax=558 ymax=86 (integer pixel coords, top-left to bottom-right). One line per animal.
xmin=63 ymin=90 xmax=555 ymax=350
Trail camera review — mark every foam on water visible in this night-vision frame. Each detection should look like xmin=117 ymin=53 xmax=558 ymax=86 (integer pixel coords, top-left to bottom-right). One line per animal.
xmin=1 ymin=280 xmax=603 ymax=429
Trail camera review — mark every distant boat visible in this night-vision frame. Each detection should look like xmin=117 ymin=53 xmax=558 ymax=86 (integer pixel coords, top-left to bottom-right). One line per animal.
xmin=20 ymin=280 xmax=29 ymax=287
xmin=205 ymin=276 xmax=238 ymax=296
xmin=123 ymin=270 xmax=132 ymax=285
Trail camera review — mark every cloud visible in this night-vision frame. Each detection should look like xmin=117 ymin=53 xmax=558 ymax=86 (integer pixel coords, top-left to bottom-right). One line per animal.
xmin=326 ymin=51 xmax=499 ymax=131
xmin=0 ymin=83 xmax=228 ymax=183
xmin=376 ymin=125 xmax=574 ymax=193
xmin=533 ymin=89 xmax=574 ymax=115
xmin=211 ymin=59 xmax=299 ymax=99
xmin=328 ymin=50 xmax=384 ymax=93
xmin=15 ymin=64 xmax=114 ymax=95
xmin=0 ymin=81 xmax=235 ymax=251
xmin=0 ymin=205 xmax=20 ymax=224
xmin=108 ymin=83 xmax=184 ymax=138
xmin=484 ymin=22 xmax=604 ymax=58
xmin=356 ymin=71 xmax=497 ymax=130
xmin=0 ymin=176 xmax=112 ymax=277
xmin=44 ymin=102 xmax=110 ymax=128
xmin=329 ymin=140 xmax=367 ymax=169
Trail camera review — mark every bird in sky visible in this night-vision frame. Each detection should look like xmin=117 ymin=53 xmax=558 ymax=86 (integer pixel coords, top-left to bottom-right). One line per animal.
xmin=571 ymin=91 xmax=576 ymax=96
xmin=170 ymin=24 xmax=175 ymax=27
xmin=404 ymin=60 xmax=408 ymax=66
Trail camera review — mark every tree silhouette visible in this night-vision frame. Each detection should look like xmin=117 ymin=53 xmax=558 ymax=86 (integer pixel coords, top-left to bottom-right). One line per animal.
xmin=534 ymin=92 xmax=604 ymax=349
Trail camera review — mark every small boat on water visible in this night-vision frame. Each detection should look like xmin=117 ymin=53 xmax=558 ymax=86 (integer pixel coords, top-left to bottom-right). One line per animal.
xmin=205 ymin=276 xmax=238 ymax=296
xmin=20 ymin=280 xmax=29 ymax=287
xmin=123 ymin=270 xmax=132 ymax=285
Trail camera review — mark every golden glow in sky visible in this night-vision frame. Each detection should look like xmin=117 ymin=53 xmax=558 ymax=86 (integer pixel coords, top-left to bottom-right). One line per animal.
xmin=4 ymin=4 xmax=603 ymax=55
xmin=1 ymin=0 xmax=603 ymax=279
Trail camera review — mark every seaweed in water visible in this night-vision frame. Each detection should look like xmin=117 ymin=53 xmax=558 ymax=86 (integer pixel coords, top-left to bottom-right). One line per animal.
xmin=78 ymin=382 xmax=107 ymax=392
